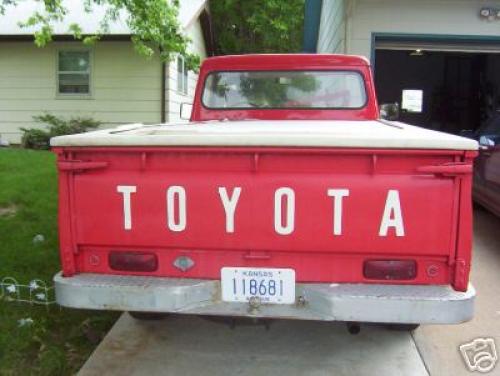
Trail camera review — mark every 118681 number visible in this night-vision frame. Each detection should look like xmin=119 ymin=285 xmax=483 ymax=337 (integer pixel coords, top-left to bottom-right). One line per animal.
xmin=233 ymin=278 xmax=283 ymax=298
xmin=221 ymin=267 xmax=295 ymax=304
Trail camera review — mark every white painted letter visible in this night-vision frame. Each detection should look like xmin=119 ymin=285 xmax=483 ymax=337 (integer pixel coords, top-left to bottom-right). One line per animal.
xmin=167 ymin=186 xmax=187 ymax=232
xmin=117 ymin=185 xmax=136 ymax=230
xmin=327 ymin=189 xmax=350 ymax=235
xmin=379 ymin=190 xmax=405 ymax=237
xmin=274 ymin=187 xmax=295 ymax=235
xmin=218 ymin=187 xmax=242 ymax=233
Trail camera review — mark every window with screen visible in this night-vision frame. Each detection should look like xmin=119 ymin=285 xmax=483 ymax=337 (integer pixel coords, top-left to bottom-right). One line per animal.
xmin=57 ymin=51 xmax=91 ymax=95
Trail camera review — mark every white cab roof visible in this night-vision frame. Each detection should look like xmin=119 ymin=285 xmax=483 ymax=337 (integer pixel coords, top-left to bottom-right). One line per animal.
xmin=50 ymin=120 xmax=478 ymax=151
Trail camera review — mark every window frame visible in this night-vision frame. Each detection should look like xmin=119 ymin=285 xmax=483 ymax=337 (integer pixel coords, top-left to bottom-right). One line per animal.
xmin=201 ymin=69 xmax=369 ymax=111
xmin=177 ymin=55 xmax=188 ymax=96
xmin=56 ymin=49 xmax=93 ymax=98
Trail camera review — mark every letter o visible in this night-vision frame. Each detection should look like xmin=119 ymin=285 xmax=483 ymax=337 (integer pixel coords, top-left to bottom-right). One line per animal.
xmin=274 ymin=187 xmax=295 ymax=235
xmin=167 ymin=186 xmax=186 ymax=232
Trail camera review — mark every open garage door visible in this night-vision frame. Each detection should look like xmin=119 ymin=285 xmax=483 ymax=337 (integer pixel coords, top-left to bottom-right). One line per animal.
xmin=376 ymin=39 xmax=500 ymax=54
xmin=374 ymin=37 xmax=500 ymax=135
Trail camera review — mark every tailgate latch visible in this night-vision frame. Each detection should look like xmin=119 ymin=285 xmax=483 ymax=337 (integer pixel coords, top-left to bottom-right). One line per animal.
xmin=416 ymin=162 xmax=472 ymax=177
xmin=57 ymin=160 xmax=109 ymax=173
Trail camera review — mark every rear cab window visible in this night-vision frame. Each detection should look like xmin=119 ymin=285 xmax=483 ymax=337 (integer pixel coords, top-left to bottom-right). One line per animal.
xmin=202 ymin=70 xmax=367 ymax=110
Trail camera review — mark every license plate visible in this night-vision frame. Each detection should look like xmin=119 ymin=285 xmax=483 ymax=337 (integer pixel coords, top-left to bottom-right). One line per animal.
xmin=221 ymin=267 xmax=295 ymax=304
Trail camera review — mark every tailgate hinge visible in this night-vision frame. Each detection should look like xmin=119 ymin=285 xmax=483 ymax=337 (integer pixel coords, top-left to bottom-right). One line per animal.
xmin=416 ymin=162 xmax=472 ymax=177
xmin=57 ymin=160 xmax=108 ymax=173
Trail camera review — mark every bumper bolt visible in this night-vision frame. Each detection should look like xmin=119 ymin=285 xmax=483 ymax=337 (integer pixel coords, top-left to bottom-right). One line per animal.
xmin=248 ymin=296 xmax=261 ymax=309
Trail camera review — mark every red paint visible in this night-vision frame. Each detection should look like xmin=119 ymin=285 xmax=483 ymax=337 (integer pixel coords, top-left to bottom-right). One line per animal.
xmin=54 ymin=146 xmax=473 ymax=291
xmin=53 ymin=54 xmax=475 ymax=293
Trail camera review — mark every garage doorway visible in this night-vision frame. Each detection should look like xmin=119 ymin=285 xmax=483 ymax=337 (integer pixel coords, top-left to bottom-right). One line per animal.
xmin=374 ymin=37 xmax=500 ymax=135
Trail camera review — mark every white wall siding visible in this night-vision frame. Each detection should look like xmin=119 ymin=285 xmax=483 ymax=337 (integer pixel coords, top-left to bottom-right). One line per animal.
xmin=0 ymin=41 xmax=162 ymax=143
xmin=167 ymin=18 xmax=207 ymax=123
xmin=348 ymin=0 xmax=500 ymax=59
xmin=317 ymin=0 xmax=346 ymax=54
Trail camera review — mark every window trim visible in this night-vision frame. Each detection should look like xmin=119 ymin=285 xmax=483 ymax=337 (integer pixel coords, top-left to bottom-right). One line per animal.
xmin=56 ymin=49 xmax=93 ymax=99
xmin=201 ymin=69 xmax=369 ymax=111
xmin=177 ymin=55 xmax=188 ymax=96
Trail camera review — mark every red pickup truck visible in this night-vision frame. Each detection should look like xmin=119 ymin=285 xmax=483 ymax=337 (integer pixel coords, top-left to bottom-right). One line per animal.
xmin=51 ymin=54 xmax=477 ymax=329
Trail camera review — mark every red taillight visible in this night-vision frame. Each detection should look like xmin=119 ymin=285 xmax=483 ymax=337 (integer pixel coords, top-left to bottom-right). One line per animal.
xmin=363 ymin=260 xmax=417 ymax=280
xmin=109 ymin=251 xmax=158 ymax=272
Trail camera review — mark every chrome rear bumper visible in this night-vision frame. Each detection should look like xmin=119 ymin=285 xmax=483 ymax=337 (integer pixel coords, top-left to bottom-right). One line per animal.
xmin=54 ymin=272 xmax=475 ymax=324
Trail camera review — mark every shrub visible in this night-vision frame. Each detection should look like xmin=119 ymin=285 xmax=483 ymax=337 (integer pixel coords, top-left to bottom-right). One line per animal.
xmin=21 ymin=114 xmax=101 ymax=149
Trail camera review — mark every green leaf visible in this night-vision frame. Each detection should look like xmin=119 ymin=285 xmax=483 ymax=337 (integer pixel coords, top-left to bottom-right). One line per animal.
xmin=2 ymin=0 xmax=200 ymax=69
xmin=210 ymin=0 xmax=305 ymax=55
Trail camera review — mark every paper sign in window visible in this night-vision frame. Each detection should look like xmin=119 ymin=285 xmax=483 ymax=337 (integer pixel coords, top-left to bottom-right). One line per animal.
xmin=402 ymin=89 xmax=423 ymax=113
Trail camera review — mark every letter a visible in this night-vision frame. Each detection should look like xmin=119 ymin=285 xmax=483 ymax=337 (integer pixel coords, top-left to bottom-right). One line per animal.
xmin=379 ymin=190 xmax=405 ymax=237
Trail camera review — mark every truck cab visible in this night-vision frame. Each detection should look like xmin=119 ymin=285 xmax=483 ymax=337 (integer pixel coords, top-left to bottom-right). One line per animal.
xmin=51 ymin=54 xmax=477 ymax=327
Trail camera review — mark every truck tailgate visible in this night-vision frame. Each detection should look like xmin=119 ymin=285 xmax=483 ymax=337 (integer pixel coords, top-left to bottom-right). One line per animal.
xmin=55 ymin=147 xmax=473 ymax=289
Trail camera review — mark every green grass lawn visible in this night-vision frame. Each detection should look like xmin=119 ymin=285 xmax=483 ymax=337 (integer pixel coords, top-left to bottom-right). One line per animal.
xmin=0 ymin=149 xmax=119 ymax=375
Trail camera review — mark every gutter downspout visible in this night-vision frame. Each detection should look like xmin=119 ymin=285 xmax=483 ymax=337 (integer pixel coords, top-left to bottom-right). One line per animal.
xmin=303 ymin=0 xmax=323 ymax=53
xmin=344 ymin=0 xmax=356 ymax=54
xmin=161 ymin=61 xmax=166 ymax=123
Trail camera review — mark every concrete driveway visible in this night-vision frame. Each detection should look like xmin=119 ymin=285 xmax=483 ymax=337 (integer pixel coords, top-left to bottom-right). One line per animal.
xmin=78 ymin=208 xmax=500 ymax=376
xmin=412 ymin=206 xmax=500 ymax=375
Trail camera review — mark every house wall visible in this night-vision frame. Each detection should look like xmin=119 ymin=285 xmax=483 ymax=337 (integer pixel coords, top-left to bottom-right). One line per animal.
xmin=317 ymin=0 xmax=346 ymax=54
xmin=0 ymin=41 xmax=163 ymax=144
xmin=167 ymin=18 xmax=208 ymax=123
xmin=318 ymin=0 xmax=500 ymax=59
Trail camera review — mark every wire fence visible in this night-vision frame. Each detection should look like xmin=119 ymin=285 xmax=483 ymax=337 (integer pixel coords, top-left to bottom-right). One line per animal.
xmin=0 ymin=277 xmax=56 ymax=309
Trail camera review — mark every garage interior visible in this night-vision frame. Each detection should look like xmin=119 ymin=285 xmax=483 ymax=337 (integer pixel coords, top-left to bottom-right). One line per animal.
xmin=374 ymin=40 xmax=500 ymax=135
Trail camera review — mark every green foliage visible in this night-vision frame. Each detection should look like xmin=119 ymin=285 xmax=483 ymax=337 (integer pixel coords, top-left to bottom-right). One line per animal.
xmin=0 ymin=150 xmax=119 ymax=374
xmin=21 ymin=114 xmax=101 ymax=150
xmin=20 ymin=129 xmax=50 ymax=150
xmin=207 ymin=72 xmax=318 ymax=108
xmin=0 ymin=0 xmax=199 ymax=70
xmin=210 ymin=0 xmax=305 ymax=55
xmin=240 ymin=74 xmax=318 ymax=107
